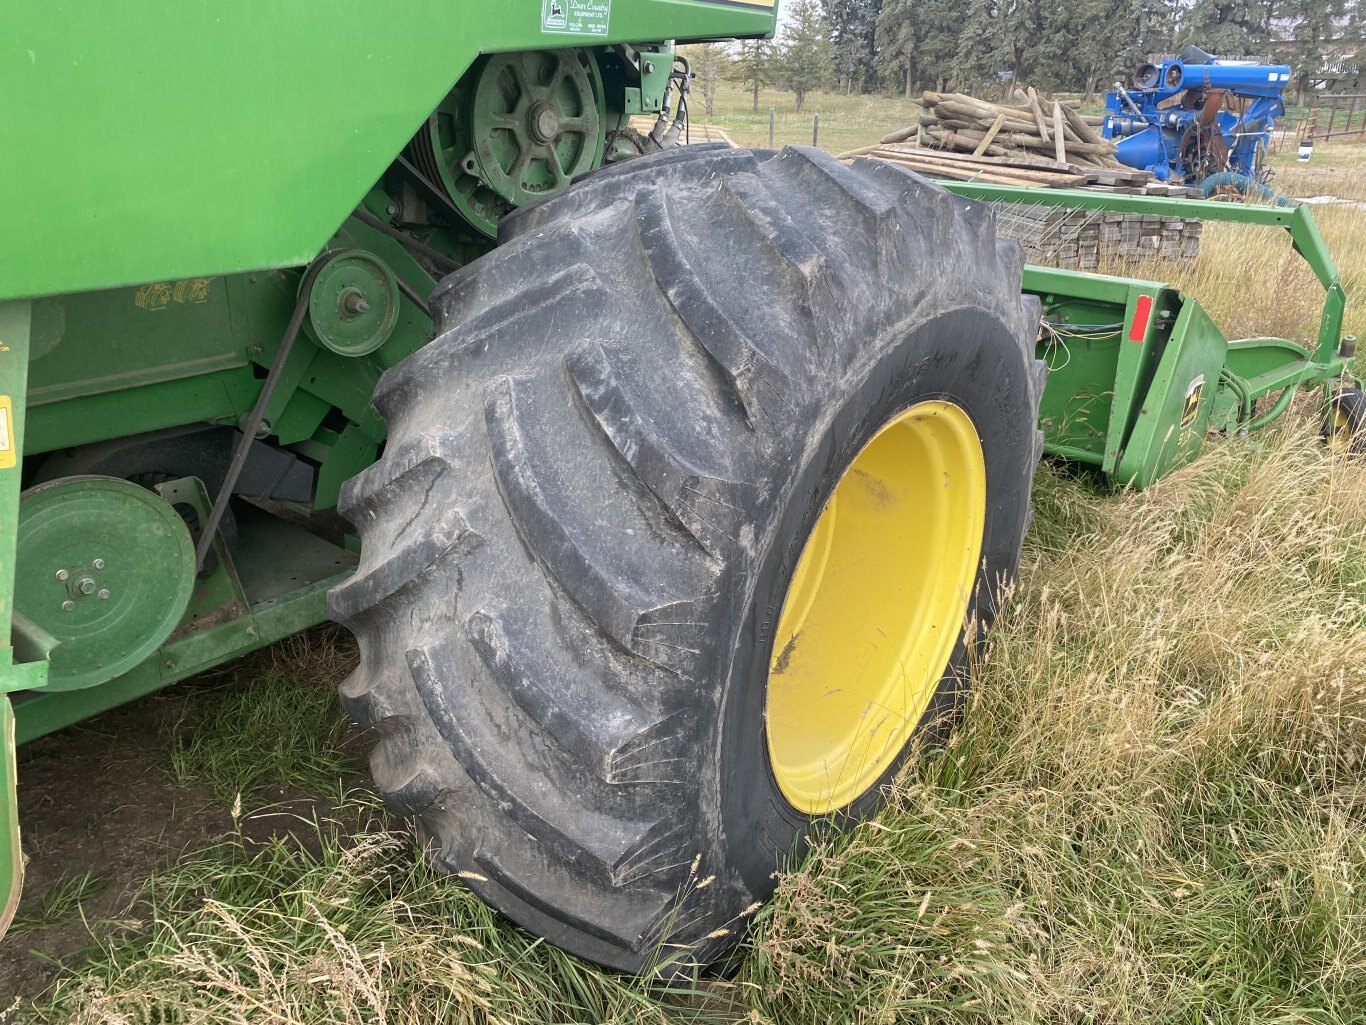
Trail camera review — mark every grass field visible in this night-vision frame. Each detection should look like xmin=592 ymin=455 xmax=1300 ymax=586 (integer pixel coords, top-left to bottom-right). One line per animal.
xmin=8 ymin=91 xmax=1366 ymax=1024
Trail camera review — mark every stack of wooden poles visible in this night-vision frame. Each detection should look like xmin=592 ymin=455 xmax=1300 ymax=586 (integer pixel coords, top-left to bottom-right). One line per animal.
xmin=839 ymin=88 xmax=1156 ymax=190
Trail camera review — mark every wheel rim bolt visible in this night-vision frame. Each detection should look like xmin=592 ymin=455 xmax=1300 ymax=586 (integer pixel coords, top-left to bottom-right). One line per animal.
xmin=77 ymin=577 xmax=97 ymax=595
xmin=97 ymin=589 xmax=110 ymax=600
xmin=61 ymin=600 xmax=74 ymax=612
xmin=55 ymin=569 xmax=68 ymax=581
xmin=93 ymin=558 xmax=105 ymax=570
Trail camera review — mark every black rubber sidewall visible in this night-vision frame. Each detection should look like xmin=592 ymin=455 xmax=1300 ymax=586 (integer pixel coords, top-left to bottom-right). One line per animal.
xmin=717 ymin=307 xmax=1036 ymax=899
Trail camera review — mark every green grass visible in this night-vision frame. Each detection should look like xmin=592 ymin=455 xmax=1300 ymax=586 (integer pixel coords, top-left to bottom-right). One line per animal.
xmin=36 ymin=805 xmax=734 ymax=1024
xmin=166 ymin=627 xmax=360 ymax=803
xmin=697 ymin=83 xmax=923 ymax=155
xmin=9 ymin=873 xmax=108 ymax=937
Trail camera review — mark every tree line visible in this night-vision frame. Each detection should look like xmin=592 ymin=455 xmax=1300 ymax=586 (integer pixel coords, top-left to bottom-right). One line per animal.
xmin=684 ymin=0 xmax=1362 ymax=111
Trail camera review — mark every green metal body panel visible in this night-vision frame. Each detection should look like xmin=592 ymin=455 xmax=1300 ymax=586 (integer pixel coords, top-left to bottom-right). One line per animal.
xmin=1116 ymin=297 xmax=1227 ymax=486
xmin=945 ymin=183 xmax=1351 ymax=487
xmin=0 ymin=0 xmax=777 ymax=302
xmin=0 ymin=301 xmax=38 ymax=938
xmin=0 ymin=4 xmax=778 ymax=934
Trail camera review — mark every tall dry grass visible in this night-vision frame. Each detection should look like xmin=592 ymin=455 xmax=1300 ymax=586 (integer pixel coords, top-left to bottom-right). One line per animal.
xmin=745 ymin=427 xmax=1366 ymax=1023
xmin=1157 ymin=203 xmax=1366 ymax=347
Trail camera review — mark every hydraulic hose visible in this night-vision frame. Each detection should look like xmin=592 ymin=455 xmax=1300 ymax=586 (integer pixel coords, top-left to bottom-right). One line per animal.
xmin=1198 ymin=171 xmax=1295 ymax=208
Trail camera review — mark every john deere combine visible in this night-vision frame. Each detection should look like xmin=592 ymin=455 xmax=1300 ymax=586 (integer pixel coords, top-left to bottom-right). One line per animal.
xmin=0 ymin=2 xmax=1358 ymax=975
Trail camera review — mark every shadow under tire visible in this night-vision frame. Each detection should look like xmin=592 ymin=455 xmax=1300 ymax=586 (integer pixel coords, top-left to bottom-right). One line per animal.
xmin=329 ymin=145 xmax=1045 ymax=973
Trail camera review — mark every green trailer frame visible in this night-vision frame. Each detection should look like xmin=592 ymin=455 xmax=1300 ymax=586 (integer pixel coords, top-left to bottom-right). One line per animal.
xmin=942 ymin=183 xmax=1354 ymax=487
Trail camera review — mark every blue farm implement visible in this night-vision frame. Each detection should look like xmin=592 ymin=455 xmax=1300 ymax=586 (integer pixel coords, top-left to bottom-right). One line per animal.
xmin=1104 ymin=45 xmax=1290 ymax=186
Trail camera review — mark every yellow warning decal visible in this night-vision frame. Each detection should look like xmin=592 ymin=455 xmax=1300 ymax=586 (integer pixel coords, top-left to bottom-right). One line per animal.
xmin=0 ymin=396 xmax=13 ymax=471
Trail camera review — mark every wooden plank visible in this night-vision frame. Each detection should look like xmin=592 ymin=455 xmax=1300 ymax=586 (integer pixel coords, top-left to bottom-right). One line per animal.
xmin=868 ymin=150 xmax=1084 ymax=187
xmin=1053 ymin=102 xmax=1067 ymax=164
xmin=878 ymin=145 xmax=1088 ymax=174
xmin=1060 ymin=102 xmax=1103 ymax=145
xmin=1027 ymin=87 xmax=1051 ymax=143
xmin=875 ymin=161 xmax=1067 ymax=188
xmin=973 ymin=113 xmax=1008 ymax=156
xmin=835 ymin=144 xmax=883 ymax=159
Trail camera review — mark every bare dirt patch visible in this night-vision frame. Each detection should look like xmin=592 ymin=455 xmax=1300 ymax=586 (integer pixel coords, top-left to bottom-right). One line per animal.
xmin=0 ymin=633 xmax=365 ymax=1005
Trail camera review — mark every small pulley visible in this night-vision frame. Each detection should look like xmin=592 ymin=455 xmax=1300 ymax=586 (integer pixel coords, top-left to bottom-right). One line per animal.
xmin=303 ymin=249 xmax=400 ymax=357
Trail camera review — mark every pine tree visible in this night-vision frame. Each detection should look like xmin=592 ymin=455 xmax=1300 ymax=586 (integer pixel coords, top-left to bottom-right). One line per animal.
xmin=953 ymin=0 xmax=1011 ymax=92
xmin=775 ymin=0 xmax=837 ymax=112
xmin=732 ymin=39 xmax=774 ymax=113
xmin=875 ymin=0 xmax=960 ymax=96
xmin=1280 ymin=0 xmax=1348 ymax=101
xmin=827 ymin=0 xmax=884 ymax=91
xmin=1177 ymin=0 xmax=1277 ymax=55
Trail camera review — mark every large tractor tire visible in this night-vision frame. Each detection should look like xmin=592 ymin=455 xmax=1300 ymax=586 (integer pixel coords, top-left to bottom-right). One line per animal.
xmin=329 ymin=145 xmax=1044 ymax=973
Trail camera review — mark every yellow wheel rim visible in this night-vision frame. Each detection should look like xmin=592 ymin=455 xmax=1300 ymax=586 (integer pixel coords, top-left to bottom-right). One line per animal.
xmin=765 ymin=400 xmax=987 ymax=815
xmin=1330 ymin=407 xmax=1353 ymax=452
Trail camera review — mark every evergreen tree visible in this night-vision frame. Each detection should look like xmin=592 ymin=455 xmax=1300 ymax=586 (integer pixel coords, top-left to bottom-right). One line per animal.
xmin=775 ymin=0 xmax=837 ymax=111
xmin=827 ymin=0 xmax=884 ymax=91
xmin=952 ymin=0 xmax=1012 ymax=92
xmin=1177 ymin=0 xmax=1277 ymax=54
xmin=733 ymin=38 xmax=775 ymax=113
xmin=875 ymin=0 xmax=961 ymax=96
xmin=1280 ymin=0 xmax=1348 ymax=101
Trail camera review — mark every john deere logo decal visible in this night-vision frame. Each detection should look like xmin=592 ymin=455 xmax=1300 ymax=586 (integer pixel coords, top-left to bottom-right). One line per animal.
xmin=1181 ymin=374 xmax=1205 ymax=429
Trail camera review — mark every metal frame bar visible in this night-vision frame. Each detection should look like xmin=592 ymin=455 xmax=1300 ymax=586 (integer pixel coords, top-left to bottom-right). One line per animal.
xmin=940 ymin=183 xmax=1351 ymax=482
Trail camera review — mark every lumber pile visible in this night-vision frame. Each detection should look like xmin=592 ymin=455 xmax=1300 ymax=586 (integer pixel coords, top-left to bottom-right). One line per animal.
xmin=842 ymin=88 xmax=1164 ymax=192
xmin=839 ymin=144 xmax=1151 ymax=190
xmin=628 ymin=116 xmax=736 ymax=148
xmin=915 ymin=89 xmax=1119 ymax=165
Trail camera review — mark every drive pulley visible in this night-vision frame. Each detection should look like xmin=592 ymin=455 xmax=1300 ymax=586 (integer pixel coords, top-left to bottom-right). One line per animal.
xmin=13 ymin=476 xmax=196 ymax=691
xmin=407 ymin=49 xmax=605 ymax=237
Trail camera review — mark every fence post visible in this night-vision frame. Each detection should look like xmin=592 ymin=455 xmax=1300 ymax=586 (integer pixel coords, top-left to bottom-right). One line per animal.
xmin=768 ymin=107 xmax=775 ymax=148
xmin=812 ymin=113 xmax=820 ymax=147
xmin=1327 ymin=103 xmax=1337 ymax=140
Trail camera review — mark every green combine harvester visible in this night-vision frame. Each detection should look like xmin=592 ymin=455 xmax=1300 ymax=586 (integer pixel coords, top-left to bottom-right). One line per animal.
xmin=0 ymin=1 xmax=1359 ymax=974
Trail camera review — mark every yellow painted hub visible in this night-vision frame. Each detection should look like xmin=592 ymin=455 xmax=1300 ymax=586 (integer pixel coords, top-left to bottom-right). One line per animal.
xmin=765 ymin=400 xmax=987 ymax=815
xmin=1330 ymin=407 xmax=1353 ymax=452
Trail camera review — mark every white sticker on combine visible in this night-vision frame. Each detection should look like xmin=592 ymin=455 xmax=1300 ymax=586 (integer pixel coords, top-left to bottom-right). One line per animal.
xmin=0 ymin=395 xmax=13 ymax=471
xmin=542 ymin=0 xmax=610 ymax=35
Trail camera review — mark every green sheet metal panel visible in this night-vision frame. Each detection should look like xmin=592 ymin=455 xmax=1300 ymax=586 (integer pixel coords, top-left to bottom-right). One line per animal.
xmin=26 ymin=280 xmax=246 ymax=407
xmin=0 ymin=302 xmax=33 ymax=939
xmin=1115 ymin=297 xmax=1227 ymax=487
xmin=0 ymin=0 xmax=776 ymax=302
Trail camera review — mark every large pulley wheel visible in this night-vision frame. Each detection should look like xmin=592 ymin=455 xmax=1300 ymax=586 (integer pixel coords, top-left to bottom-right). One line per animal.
xmin=331 ymin=146 xmax=1044 ymax=973
xmin=407 ymin=49 xmax=604 ymax=238
xmin=14 ymin=476 xmax=195 ymax=691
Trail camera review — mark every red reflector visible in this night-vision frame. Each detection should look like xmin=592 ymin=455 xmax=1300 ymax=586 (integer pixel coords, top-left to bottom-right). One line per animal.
xmin=1127 ymin=294 xmax=1154 ymax=342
